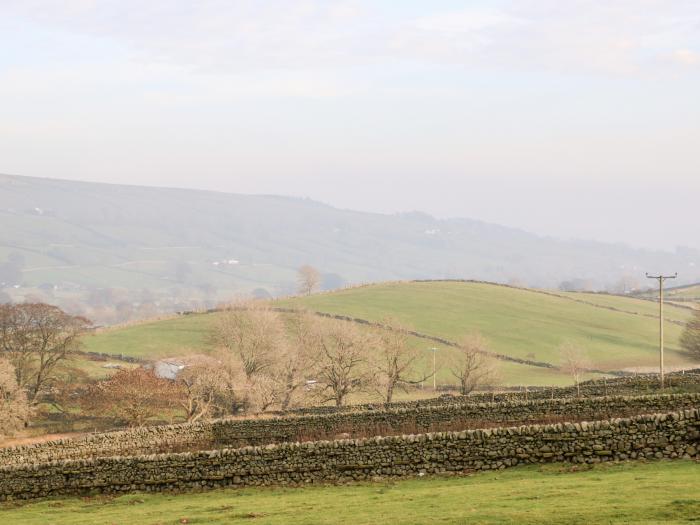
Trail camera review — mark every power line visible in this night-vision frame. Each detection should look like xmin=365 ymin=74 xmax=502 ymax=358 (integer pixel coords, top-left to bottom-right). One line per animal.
xmin=645 ymin=272 xmax=677 ymax=389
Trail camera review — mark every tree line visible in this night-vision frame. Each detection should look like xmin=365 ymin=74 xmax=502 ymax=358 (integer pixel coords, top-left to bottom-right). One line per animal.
xmin=0 ymin=301 xmax=501 ymax=432
xmin=3 ymin=299 xmax=698 ymax=434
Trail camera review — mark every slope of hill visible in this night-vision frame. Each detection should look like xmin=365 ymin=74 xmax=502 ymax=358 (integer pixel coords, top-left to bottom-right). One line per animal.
xmin=82 ymin=309 xmax=579 ymax=387
xmin=557 ymin=291 xmax=694 ymax=322
xmin=83 ymin=281 xmax=698 ymax=387
xmin=635 ymin=282 xmax=700 ymax=306
xmin=2 ymin=173 xmax=700 ymax=324
xmin=278 ymin=281 xmax=696 ymax=373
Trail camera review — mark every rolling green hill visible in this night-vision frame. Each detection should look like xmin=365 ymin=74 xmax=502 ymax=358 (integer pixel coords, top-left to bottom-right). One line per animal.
xmin=82 ymin=311 xmax=577 ymax=387
xmin=82 ymin=280 xmax=698 ymax=387
xmin=278 ymin=281 xmax=696 ymax=372
xmin=557 ymin=291 xmax=694 ymax=322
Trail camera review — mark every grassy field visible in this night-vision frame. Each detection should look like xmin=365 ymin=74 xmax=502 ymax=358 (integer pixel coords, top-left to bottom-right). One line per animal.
xmin=279 ymin=281 xmax=696 ymax=372
xmin=559 ymin=291 xmax=693 ymax=323
xmin=667 ymin=285 xmax=700 ymax=300
xmin=83 ymin=311 xmax=583 ymax=387
xmin=81 ymin=280 xmax=699 ymax=386
xmin=636 ymin=283 xmax=700 ymax=302
xmin=2 ymin=461 xmax=699 ymax=524
xmin=83 ymin=313 xmax=222 ymax=359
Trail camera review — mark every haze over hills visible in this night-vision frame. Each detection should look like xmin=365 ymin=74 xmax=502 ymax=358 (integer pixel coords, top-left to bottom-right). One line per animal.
xmin=1 ymin=173 xmax=698 ymax=323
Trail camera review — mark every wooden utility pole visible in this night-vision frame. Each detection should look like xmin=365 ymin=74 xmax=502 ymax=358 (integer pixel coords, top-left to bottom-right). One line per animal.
xmin=645 ymin=272 xmax=677 ymax=389
xmin=430 ymin=347 xmax=438 ymax=390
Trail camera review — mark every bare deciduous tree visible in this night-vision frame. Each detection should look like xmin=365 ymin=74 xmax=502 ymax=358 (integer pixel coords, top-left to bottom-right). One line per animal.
xmin=82 ymin=368 xmax=180 ymax=427
xmin=310 ymin=319 xmax=374 ymax=406
xmin=209 ymin=306 xmax=321 ymax=412
xmin=175 ymin=358 xmax=226 ymax=422
xmin=246 ymin=374 xmax=282 ymax=413
xmin=205 ymin=351 xmax=250 ymax=417
xmin=449 ymin=333 xmax=498 ymax=395
xmin=373 ymin=318 xmax=431 ymax=403
xmin=0 ymin=303 xmax=91 ymax=404
xmin=45 ymin=365 xmax=92 ymax=415
xmin=297 ymin=265 xmax=321 ymax=296
xmin=0 ymin=358 xmax=30 ymax=437
xmin=559 ymin=342 xmax=590 ymax=397
xmin=211 ymin=304 xmax=286 ymax=379
xmin=275 ymin=311 xmax=320 ymax=409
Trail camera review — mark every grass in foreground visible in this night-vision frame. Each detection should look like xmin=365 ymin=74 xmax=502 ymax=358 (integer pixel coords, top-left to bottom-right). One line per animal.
xmin=3 ymin=460 xmax=699 ymax=525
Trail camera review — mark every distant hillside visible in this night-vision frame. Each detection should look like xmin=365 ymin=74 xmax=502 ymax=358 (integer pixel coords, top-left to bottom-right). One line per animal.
xmin=634 ymin=282 xmax=700 ymax=305
xmin=1 ymin=173 xmax=699 ymax=322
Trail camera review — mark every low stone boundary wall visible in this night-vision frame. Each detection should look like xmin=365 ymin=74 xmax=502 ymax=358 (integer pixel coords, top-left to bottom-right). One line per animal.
xmin=3 ymin=393 xmax=699 ymax=466
xmin=0 ymin=422 xmax=216 ymax=466
xmin=72 ymin=350 xmax=148 ymax=364
xmin=283 ymin=372 xmax=700 ymax=416
xmin=1 ymin=409 xmax=698 ymax=501
xmin=212 ymin=393 xmax=699 ymax=447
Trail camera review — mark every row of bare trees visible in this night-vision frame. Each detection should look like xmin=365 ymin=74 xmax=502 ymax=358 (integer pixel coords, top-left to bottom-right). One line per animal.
xmin=83 ymin=305 xmax=592 ymax=427
xmin=0 ymin=303 xmax=90 ymax=436
xmin=207 ymin=304 xmax=502 ymax=410
xmin=0 ymin=300 xmax=598 ymax=432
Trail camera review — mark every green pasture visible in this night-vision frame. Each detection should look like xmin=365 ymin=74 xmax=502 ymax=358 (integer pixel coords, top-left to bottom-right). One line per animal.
xmin=559 ymin=291 xmax=692 ymax=323
xmin=81 ymin=280 xmax=699 ymax=387
xmin=637 ymin=283 xmax=700 ymax=302
xmin=666 ymin=285 xmax=700 ymax=301
xmin=83 ymin=310 xmax=580 ymax=387
xmin=83 ymin=313 xmax=222 ymax=359
xmin=3 ymin=460 xmax=698 ymax=525
xmin=279 ymin=281 xmax=696 ymax=372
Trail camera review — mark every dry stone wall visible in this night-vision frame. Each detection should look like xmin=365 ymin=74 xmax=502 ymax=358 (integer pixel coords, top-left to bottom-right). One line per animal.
xmin=0 ymin=422 xmax=216 ymax=466
xmin=212 ymin=393 xmax=700 ymax=447
xmin=283 ymin=372 xmax=700 ymax=415
xmin=1 ymin=409 xmax=698 ymax=501
xmin=2 ymin=393 xmax=699 ymax=466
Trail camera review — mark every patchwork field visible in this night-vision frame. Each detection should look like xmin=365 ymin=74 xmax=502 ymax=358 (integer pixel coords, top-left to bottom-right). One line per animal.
xmin=81 ymin=315 xmax=592 ymax=388
xmin=279 ymin=281 xmax=695 ymax=372
xmin=2 ymin=461 xmax=699 ymax=525
xmin=559 ymin=291 xmax=694 ymax=321
xmin=80 ymin=280 xmax=698 ymax=388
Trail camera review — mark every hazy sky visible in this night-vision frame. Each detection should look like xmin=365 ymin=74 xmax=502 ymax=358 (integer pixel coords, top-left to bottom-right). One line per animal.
xmin=1 ymin=1 xmax=699 ymax=250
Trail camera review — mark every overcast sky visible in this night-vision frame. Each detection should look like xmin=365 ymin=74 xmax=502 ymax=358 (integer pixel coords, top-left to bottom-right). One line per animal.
xmin=1 ymin=1 xmax=699 ymax=250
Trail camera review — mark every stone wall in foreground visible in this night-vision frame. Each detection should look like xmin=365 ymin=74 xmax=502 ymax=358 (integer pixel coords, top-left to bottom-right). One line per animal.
xmin=1 ymin=409 xmax=698 ymax=501
xmin=2 ymin=393 xmax=699 ymax=467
